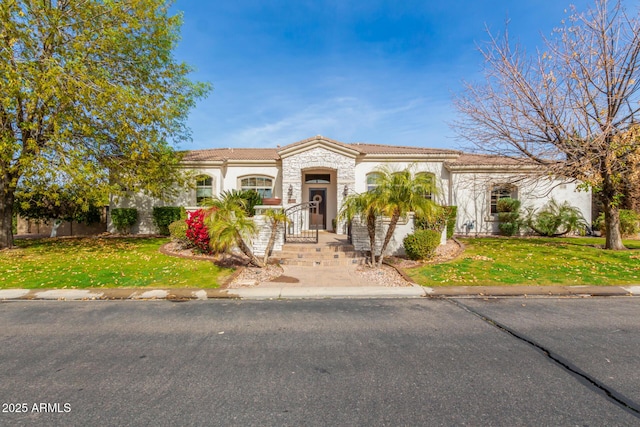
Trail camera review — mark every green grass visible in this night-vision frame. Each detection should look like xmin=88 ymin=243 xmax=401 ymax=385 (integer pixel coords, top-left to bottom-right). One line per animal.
xmin=0 ymin=237 xmax=233 ymax=289
xmin=406 ymin=237 xmax=640 ymax=287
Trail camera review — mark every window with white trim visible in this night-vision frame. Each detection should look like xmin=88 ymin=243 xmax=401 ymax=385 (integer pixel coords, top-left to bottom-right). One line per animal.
xmin=417 ymin=172 xmax=435 ymax=200
xmin=240 ymin=176 xmax=273 ymax=198
xmin=366 ymin=173 xmax=380 ymax=192
xmin=490 ymin=185 xmax=517 ymax=214
xmin=196 ymin=175 xmax=213 ymax=206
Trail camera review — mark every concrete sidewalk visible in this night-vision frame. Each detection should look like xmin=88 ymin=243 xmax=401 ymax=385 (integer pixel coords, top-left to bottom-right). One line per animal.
xmin=1 ymin=285 xmax=639 ymax=301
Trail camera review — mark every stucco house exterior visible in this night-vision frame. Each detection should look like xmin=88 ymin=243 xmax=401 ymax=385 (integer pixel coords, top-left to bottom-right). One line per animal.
xmin=109 ymin=135 xmax=591 ymax=255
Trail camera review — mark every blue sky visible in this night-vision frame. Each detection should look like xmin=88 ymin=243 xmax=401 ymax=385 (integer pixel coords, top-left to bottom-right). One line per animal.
xmin=171 ymin=0 xmax=601 ymax=151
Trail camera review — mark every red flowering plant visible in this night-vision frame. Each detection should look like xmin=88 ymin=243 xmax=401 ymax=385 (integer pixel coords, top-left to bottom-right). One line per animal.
xmin=185 ymin=208 xmax=216 ymax=254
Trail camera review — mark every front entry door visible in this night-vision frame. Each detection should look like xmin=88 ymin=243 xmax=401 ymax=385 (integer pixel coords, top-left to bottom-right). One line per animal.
xmin=309 ymin=188 xmax=326 ymax=230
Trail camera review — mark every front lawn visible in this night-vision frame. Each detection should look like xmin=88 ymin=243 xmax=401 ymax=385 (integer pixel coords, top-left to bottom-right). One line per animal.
xmin=0 ymin=237 xmax=233 ymax=289
xmin=406 ymin=237 xmax=640 ymax=287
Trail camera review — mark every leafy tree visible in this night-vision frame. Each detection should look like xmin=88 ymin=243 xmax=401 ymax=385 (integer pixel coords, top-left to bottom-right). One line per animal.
xmin=0 ymin=0 xmax=210 ymax=249
xmin=372 ymin=166 xmax=438 ymax=267
xmin=15 ymin=181 xmax=103 ymax=236
xmin=204 ymin=191 xmax=263 ymax=267
xmin=453 ymin=0 xmax=640 ymax=250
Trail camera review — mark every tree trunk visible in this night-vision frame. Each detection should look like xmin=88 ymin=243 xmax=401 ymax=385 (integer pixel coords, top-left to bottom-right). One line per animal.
xmin=263 ymin=220 xmax=278 ymax=266
xmin=601 ymin=173 xmax=626 ymax=250
xmin=50 ymin=219 xmax=63 ymax=238
xmin=366 ymin=213 xmax=377 ymax=266
xmin=237 ymin=234 xmax=264 ymax=268
xmin=604 ymin=204 xmax=626 ymax=250
xmin=378 ymin=212 xmax=400 ymax=268
xmin=0 ymin=179 xmax=16 ymax=249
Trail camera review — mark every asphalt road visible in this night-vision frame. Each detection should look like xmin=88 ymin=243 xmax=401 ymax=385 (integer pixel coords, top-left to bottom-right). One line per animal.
xmin=1 ymin=298 xmax=639 ymax=426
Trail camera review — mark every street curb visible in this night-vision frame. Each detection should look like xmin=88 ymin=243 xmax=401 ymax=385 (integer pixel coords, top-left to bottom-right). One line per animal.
xmin=0 ymin=285 xmax=638 ymax=301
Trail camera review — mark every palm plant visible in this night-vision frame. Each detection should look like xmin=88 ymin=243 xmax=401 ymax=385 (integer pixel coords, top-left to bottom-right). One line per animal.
xmin=372 ymin=166 xmax=438 ymax=267
xmin=526 ymin=199 xmax=587 ymax=237
xmin=338 ymin=191 xmax=380 ymax=266
xmin=262 ymin=208 xmax=289 ymax=265
xmin=203 ymin=190 xmax=264 ymax=267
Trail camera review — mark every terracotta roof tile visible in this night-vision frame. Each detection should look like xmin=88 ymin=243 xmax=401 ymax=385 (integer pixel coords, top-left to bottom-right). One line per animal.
xmin=348 ymin=143 xmax=460 ymax=155
xmin=182 ymin=148 xmax=279 ymax=162
xmin=447 ymin=153 xmax=535 ymax=166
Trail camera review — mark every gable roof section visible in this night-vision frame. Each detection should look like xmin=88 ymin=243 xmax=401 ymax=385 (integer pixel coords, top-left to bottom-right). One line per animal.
xmin=180 ymin=136 xmax=534 ymax=169
xmin=276 ymin=135 xmax=361 ymax=158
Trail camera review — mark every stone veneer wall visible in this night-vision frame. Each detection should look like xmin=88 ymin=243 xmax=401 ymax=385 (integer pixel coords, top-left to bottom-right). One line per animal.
xmin=249 ymin=207 xmax=285 ymax=257
xmin=281 ymin=147 xmax=356 ymax=234
xmin=350 ymin=213 xmax=417 ymax=256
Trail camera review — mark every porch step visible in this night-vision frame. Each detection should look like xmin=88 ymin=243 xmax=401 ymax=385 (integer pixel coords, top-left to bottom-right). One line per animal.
xmin=270 ymin=242 xmax=366 ymax=266
xmin=280 ymin=243 xmax=356 ymax=253
xmin=275 ymin=258 xmax=366 ymax=267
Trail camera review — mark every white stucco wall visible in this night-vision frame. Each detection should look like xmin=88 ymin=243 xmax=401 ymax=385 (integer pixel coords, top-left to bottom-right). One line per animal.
xmin=450 ymin=172 xmax=592 ymax=236
xmin=223 ymin=165 xmax=282 ymax=198
xmin=354 ymin=161 xmax=451 ymax=206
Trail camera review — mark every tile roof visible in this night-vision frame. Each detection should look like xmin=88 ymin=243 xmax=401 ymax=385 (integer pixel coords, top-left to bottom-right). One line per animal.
xmin=182 ymin=148 xmax=280 ymax=162
xmin=446 ymin=153 xmax=535 ymax=166
xmin=348 ymin=143 xmax=460 ymax=155
xmin=180 ymin=137 xmax=532 ymax=166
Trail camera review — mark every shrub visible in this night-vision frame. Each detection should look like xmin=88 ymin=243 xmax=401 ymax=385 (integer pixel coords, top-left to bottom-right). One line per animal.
xmin=415 ymin=206 xmax=446 ymax=232
xmin=594 ymin=209 xmax=640 ymax=237
xmin=526 ymin=199 xmax=587 ymax=237
xmin=153 ymin=206 xmax=185 ymax=235
xmin=168 ymin=219 xmax=189 ymax=245
xmin=403 ymin=229 xmax=441 ymax=260
xmin=444 ymin=206 xmax=457 ymax=239
xmin=185 ymin=209 xmax=214 ymax=254
xmin=111 ymin=208 xmax=138 ymax=234
xmin=497 ymin=198 xmax=522 ymax=236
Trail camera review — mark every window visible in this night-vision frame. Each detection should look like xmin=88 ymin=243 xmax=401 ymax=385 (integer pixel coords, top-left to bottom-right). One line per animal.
xmin=490 ymin=185 xmax=517 ymax=214
xmin=417 ymin=172 xmax=435 ymax=201
xmin=366 ymin=173 xmax=380 ymax=192
xmin=305 ymin=173 xmax=331 ymax=184
xmin=240 ymin=176 xmax=273 ymax=198
xmin=196 ymin=175 xmax=213 ymax=206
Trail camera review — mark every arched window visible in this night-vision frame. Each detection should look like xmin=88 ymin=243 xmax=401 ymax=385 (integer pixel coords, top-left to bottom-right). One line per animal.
xmin=416 ymin=172 xmax=435 ymax=200
xmin=366 ymin=173 xmax=380 ymax=192
xmin=240 ymin=176 xmax=273 ymax=198
xmin=490 ymin=185 xmax=517 ymax=214
xmin=195 ymin=175 xmax=213 ymax=206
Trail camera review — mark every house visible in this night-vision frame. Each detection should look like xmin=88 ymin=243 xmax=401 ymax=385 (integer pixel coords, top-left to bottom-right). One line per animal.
xmin=109 ymin=135 xmax=591 ymax=255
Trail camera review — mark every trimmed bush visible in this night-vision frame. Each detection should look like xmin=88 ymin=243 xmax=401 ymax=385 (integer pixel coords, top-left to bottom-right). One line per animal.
xmin=168 ymin=219 xmax=189 ymax=245
xmin=444 ymin=206 xmax=457 ymax=239
xmin=111 ymin=208 xmax=138 ymax=234
xmin=153 ymin=206 xmax=185 ymax=235
xmin=497 ymin=198 xmax=522 ymax=236
xmin=403 ymin=229 xmax=441 ymax=260
xmin=185 ymin=209 xmax=213 ymax=254
xmin=415 ymin=206 xmax=446 ymax=232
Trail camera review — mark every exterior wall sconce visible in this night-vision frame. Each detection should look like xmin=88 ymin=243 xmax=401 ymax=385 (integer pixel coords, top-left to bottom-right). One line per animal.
xmin=287 ymin=184 xmax=293 ymax=198
xmin=343 ymin=185 xmax=349 ymax=197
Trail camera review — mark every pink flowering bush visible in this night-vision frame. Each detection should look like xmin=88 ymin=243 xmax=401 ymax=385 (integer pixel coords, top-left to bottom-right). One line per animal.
xmin=185 ymin=209 xmax=215 ymax=254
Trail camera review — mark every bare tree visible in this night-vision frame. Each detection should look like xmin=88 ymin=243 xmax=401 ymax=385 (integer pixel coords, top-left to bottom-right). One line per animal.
xmin=453 ymin=0 xmax=640 ymax=250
